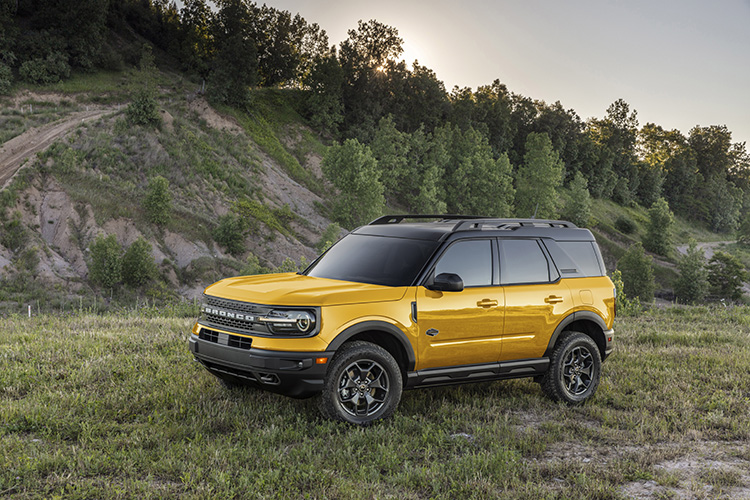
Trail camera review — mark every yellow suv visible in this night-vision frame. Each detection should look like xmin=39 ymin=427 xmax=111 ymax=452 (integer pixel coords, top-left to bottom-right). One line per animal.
xmin=190 ymin=216 xmax=615 ymax=424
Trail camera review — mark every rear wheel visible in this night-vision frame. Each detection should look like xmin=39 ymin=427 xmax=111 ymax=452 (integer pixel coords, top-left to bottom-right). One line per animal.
xmin=540 ymin=331 xmax=601 ymax=404
xmin=318 ymin=341 xmax=403 ymax=425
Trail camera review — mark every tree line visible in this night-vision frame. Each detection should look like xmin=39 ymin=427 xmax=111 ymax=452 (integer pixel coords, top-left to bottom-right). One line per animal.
xmin=1 ymin=0 xmax=748 ymax=234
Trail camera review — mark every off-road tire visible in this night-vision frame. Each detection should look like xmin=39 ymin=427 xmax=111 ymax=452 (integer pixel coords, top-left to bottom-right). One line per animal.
xmin=318 ymin=341 xmax=403 ymax=425
xmin=540 ymin=331 xmax=601 ymax=405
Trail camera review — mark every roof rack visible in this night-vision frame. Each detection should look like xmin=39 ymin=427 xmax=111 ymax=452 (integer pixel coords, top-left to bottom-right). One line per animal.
xmin=452 ymin=219 xmax=577 ymax=232
xmin=368 ymin=214 xmax=489 ymax=225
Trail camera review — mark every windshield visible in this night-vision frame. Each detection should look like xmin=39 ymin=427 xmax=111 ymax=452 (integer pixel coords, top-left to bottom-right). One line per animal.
xmin=305 ymin=234 xmax=439 ymax=287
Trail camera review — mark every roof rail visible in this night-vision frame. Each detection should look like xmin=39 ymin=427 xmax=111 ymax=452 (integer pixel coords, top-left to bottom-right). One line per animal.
xmin=452 ymin=219 xmax=577 ymax=232
xmin=368 ymin=214 xmax=489 ymax=225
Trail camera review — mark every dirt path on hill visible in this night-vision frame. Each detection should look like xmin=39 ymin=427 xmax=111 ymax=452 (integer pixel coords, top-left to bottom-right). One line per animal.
xmin=675 ymin=241 xmax=734 ymax=260
xmin=0 ymin=109 xmax=115 ymax=189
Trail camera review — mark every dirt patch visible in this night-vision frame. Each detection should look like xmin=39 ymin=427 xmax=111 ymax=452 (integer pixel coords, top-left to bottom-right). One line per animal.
xmin=187 ymin=97 xmax=242 ymax=134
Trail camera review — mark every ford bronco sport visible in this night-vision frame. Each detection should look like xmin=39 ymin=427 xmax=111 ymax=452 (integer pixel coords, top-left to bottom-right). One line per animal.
xmin=190 ymin=216 xmax=615 ymax=424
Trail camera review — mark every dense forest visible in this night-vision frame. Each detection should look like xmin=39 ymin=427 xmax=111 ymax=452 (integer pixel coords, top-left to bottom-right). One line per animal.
xmin=1 ymin=0 xmax=749 ymax=234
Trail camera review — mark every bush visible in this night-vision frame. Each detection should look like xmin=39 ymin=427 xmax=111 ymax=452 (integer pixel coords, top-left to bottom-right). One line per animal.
xmin=89 ymin=234 xmax=122 ymax=288
xmin=614 ymin=215 xmax=636 ymax=234
xmin=643 ymin=197 xmax=674 ymax=256
xmin=19 ymin=52 xmax=71 ymax=84
xmin=144 ymin=176 xmax=172 ymax=226
xmin=1 ymin=212 xmax=27 ymax=253
xmin=674 ymin=242 xmax=708 ymax=304
xmin=707 ymin=251 xmax=748 ymax=302
xmin=0 ymin=63 xmax=12 ymax=94
xmin=126 ymin=88 xmax=161 ymax=127
xmin=316 ymin=223 xmax=342 ymax=252
xmin=611 ymin=269 xmax=641 ymax=315
xmin=214 ymin=213 xmax=246 ymax=256
xmin=617 ymin=242 xmax=655 ymax=302
xmin=122 ymin=238 xmax=157 ymax=287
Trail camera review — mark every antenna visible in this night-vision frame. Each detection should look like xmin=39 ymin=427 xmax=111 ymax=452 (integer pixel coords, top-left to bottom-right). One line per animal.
xmin=531 ymin=202 xmax=539 ymax=219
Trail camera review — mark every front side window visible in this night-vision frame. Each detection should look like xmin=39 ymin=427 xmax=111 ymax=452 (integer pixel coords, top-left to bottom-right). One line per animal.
xmin=499 ymin=239 xmax=552 ymax=285
xmin=433 ymin=239 xmax=493 ymax=287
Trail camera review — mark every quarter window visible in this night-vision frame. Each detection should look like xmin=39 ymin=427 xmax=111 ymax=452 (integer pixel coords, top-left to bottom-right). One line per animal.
xmin=500 ymin=239 xmax=551 ymax=284
xmin=433 ymin=239 xmax=493 ymax=287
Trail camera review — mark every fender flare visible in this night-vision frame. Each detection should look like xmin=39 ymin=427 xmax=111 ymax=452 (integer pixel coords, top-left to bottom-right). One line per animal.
xmin=327 ymin=321 xmax=416 ymax=371
xmin=543 ymin=311 xmax=607 ymax=358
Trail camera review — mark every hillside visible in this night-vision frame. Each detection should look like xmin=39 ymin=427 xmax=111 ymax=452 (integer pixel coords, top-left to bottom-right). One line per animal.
xmin=0 ymin=74 xmax=336 ymax=311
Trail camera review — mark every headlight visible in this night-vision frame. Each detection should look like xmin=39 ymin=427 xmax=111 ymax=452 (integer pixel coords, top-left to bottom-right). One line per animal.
xmin=259 ymin=310 xmax=316 ymax=335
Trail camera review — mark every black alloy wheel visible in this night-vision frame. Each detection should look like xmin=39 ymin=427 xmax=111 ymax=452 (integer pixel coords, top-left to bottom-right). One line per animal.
xmin=319 ymin=341 xmax=403 ymax=425
xmin=540 ymin=331 xmax=601 ymax=405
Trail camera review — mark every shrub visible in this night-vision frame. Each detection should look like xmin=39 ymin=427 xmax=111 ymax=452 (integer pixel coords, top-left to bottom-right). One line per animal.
xmin=707 ymin=251 xmax=748 ymax=302
xmin=126 ymin=88 xmax=161 ymax=127
xmin=144 ymin=176 xmax=172 ymax=226
xmin=614 ymin=215 xmax=636 ymax=234
xmin=611 ymin=269 xmax=641 ymax=316
xmin=19 ymin=52 xmax=71 ymax=84
xmin=0 ymin=63 xmax=12 ymax=94
xmin=122 ymin=238 xmax=157 ymax=287
xmin=617 ymin=242 xmax=655 ymax=302
xmin=1 ymin=212 xmax=27 ymax=253
xmin=89 ymin=234 xmax=122 ymax=288
xmin=214 ymin=213 xmax=246 ymax=256
xmin=674 ymin=242 xmax=708 ymax=304
xmin=316 ymin=223 xmax=342 ymax=252
xmin=643 ymin=197 xmax=674 ymax=256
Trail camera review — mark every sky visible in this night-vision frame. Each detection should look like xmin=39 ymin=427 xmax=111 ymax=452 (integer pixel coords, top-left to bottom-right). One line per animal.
xmin=193 ymin=0 xmax=750 ymax=146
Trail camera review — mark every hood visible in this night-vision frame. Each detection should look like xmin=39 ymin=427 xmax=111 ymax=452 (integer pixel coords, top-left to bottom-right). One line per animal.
xmin=205 ymin=273 xmax=409 ymax=306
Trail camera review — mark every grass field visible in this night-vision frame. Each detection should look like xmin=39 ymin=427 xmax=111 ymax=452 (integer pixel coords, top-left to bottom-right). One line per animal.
xmin=2 ymin=307 xmax=750 ymax=499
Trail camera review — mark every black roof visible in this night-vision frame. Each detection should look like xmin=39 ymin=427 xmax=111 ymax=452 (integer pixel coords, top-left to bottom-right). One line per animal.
xmin=354 ymin=215 xmax=595 ymax=242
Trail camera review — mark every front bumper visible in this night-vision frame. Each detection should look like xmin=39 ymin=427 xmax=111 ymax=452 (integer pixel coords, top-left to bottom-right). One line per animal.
xmin=189 ymin=332 xmax=334 ymax=398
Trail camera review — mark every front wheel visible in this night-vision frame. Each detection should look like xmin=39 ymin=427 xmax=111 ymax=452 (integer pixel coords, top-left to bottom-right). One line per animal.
xmin=318 ymin=341 xmax=403 ymax=425
xmin=540 ymin=331 xmax=601 ymax=405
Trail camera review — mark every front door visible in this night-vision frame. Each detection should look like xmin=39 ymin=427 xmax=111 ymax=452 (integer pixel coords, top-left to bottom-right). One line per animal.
xmin=416 ymin=239 xmax=504 ymax=369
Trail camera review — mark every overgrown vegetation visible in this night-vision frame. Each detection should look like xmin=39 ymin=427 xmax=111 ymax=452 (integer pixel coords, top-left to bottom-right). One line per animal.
xmin=2 ymin=307 xmax=749 ymax=498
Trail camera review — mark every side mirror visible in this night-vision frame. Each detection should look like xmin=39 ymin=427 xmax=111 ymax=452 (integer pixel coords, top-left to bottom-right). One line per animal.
xmin=428 ymin=273 xmax=464 ymax=292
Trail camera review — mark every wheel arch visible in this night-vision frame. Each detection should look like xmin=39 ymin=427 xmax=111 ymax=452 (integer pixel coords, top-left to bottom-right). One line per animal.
xmin=544 ymin=311 xmax=607 ymax=360
xmin=326 ymin=321 xmax=416 ymax=381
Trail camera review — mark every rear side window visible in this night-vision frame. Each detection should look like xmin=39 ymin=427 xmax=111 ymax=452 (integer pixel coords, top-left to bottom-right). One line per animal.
xmin=549 ymin=241 xmax=605 ymax=277
xmin=499 ymin=239 xmax=554 ymax=285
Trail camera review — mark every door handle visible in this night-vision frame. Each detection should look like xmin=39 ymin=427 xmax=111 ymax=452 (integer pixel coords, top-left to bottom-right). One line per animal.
xmin=545 ymin=295 xmax=564 ymax=304
xmin=477 ymin=299 xmax=499 ymax=308
xmin=426 ymin=328 xmax=439 ymax=337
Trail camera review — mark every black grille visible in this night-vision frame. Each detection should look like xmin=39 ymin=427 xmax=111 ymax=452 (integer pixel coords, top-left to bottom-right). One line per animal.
xmin=205 ymin=296 xmax=271 ymax=315
xmin=199 ymin=328 xmax=253 ymax=350
xmin=201 ymin=295 xmax=273 ymax=335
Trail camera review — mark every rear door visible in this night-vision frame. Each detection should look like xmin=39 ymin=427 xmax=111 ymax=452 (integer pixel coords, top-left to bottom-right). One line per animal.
xmin=498 ymin=238 xmax=571 ymax=361
xmin=416 ymin=239 xmax=504 ymax=369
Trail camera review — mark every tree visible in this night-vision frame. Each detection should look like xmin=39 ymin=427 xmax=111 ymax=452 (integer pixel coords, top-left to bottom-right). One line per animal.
xmin=674 ymin=242 xmax=708 ymax=304
xmin=303 ymin=49 xmax=344 ymax=132
xmin=617 ymin=242 xmax=655 ymax=302
xmin=122 ymin=237 xmax=157 ymax=287
xmin=209 ymin=0 xmax=259 ymax=107
xmin=89 ymin=234 xmax=122 ymax=289
xmin=564 ymin=171 xmax=591 ymax=227
xmin=738 ymin=217 xmax=750 ymax=247
xmin=643 ymin=197 xmax=674 ymax=256
xmin=515 ymin=132 xmax=563 ymax=219
xmin=145 ymin=176 xmax=172 ymax=226
xmin=126 ymin=45 xmax=161 ymax=127
xmin=321 ymin=139 xmax=384 ymax=229
xmin=707 ymin=251 xmax=748 ymax=302
xmin=214 ymin=213 xmax=246 ymax=256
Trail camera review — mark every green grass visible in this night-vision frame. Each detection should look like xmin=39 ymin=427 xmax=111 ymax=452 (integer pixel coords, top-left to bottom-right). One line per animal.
xmin=2 ymin=306 xmax=750 ymax=498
